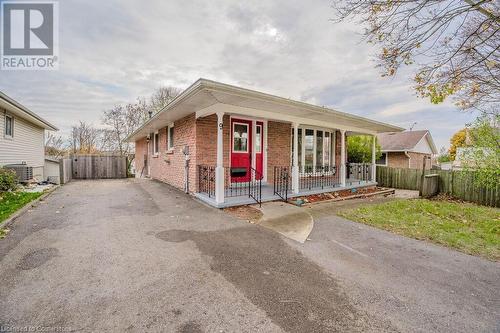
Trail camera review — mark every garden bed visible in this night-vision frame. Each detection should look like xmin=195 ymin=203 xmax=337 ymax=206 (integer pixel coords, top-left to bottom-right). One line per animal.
xmin=291 ymin=187 xmax=394 ymax=206
xmin=224 ymin=205 xmax=263 ymax=223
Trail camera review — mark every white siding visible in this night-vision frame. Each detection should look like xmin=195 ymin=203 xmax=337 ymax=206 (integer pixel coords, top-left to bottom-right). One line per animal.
xmin=0 ymin=110 xmax=45 ymax=169
xmin=44 ymin=159 xmax=60 ymax=184
xmin=412 ymin=135 xmax=434 ymax=154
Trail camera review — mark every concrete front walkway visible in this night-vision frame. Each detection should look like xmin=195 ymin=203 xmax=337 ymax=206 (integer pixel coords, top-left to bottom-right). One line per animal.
xmin=256 ymin=202 xmax=313 ymax=243
xmin=0 ymin=179 xmax=499 ymax=332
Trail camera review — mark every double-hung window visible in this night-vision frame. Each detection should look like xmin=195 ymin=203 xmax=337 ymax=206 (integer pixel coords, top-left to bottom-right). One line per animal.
xmin=153 ymin=131 xmax=159 ymax=156
xmin=5 ymin=114 xmax=13 ymax=138
xmin=167 ymin=125 xmax=174 ymax=151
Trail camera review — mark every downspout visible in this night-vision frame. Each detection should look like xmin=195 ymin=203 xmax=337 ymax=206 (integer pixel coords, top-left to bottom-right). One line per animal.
xmin=404 ymin=151 xmax=411 ymax=168
xmin=183 ymin=145 xmax=190 ymax=193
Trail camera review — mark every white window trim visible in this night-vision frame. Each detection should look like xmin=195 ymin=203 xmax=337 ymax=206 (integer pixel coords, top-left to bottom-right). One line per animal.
xmin=322 ymin=131 xmax=331 ymax=167
xmin=228 ymin=116 xmax=268 ymax=183
xmin=375 ymin=152 xmax=388 ymax=166
xmin=153 ymin=131 xmax=159 ymax=156
xmin=255 ymin=124 xmax=262 ymax=153
xmin=4 ymin=113 xmax=13 ymax=139
xmin=332 ymin=131 xmax=336 ymax=165
xmin=297 ymin=126 xmax=338 ymax=174
xmin=315 ymin=130 xmax=332 ymax=168
xmin=167 ymin=124 xmax=174 ymax=151
xmin=232 ymin=122 xmax=249 ymax=153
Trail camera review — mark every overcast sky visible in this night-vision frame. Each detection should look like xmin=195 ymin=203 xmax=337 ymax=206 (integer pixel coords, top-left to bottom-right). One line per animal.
xmin=0 ymin=0 xmax=477 ymax=150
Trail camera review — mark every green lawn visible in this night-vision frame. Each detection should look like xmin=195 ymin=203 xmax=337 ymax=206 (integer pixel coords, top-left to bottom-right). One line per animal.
xmin=0 ymin=191 xmax=43 ymax=225
xmin=338 ymin=199 xmax=500 ymax=261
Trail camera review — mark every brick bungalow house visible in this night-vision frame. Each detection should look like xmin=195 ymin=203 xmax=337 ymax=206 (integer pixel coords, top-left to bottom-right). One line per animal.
xmin=376 ymin=130 xmax=437 ymax=170
xmin=126 ymin=79 xmax=403 ymax=207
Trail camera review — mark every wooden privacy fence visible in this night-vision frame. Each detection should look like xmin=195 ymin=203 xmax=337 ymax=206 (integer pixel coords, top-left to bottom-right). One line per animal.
xmin=376 ymin=166 xmax=422 ymax=190
xmin=72 ymin=155 xmax=127 ymax=179
xmin=59 ymin=155 xmax=127 ymax=182
xmin=59 ymin=158 xmax=73 ymax=184
xmin=376 ymin=166 xmax=500 ymax=207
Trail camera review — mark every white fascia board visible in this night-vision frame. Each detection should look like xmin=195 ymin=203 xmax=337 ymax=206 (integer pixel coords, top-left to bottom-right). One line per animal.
xmin=124 ymin=79 xmax=205 ymax=142
xmin=200 ymin=79 xmax=404 ymax=133
xmin=0 ymin=97 xmax=58 ymax=131
xmin=409 ymin=133 xmax=438 ymax=155
xmin=424 ymin=132 xmax=438 ymax=154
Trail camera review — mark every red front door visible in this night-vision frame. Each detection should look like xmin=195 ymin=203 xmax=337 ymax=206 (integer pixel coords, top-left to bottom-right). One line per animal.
xmin=231 ymin=118 xmax=252 ymax=182
xmin=255 ymin=121 xmax=264 ymax=179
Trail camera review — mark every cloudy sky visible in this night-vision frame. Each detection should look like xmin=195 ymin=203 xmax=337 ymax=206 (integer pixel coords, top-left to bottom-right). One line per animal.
xmin=0 ymin=0 xmax=477 ymax=150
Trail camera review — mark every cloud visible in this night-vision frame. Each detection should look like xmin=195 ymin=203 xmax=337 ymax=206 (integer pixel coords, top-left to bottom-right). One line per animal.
xmin=0 ymin=0 xmax=477 ymax=149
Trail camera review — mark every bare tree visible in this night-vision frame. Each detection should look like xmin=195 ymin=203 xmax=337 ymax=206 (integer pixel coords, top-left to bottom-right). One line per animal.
xmin=100 ymin=86 xmax=180 ymax=174
xmin=149 ymin=86 xmax=182 ymax=114
xmin=45 ymin=133 xmax=66 ymax=158
xmin=332 ymin=0 xmax=499 ymax=113
xmin=102 ymin=98 xmax=148 ymax=156
xmin=69 ymin=121 xmax=107 ymax=154
xmin=102 ymin=86 xmax=180 ymax=155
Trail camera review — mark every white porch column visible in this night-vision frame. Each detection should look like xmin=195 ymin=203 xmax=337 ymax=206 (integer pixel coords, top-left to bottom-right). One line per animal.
xmin=292 ymin=123 xmax=300 ymax=194
xmin=215 ymin=111 xmax=225 ymax=204
xmin=340 ymin=130 xmax=346 ymax=187
xmin=371 ymin=135 xmax=377 ymax=182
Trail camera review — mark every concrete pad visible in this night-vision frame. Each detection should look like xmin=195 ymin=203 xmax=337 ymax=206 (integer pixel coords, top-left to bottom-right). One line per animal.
xmin=255 ymin=202 xmax=313 ymax=243
xmin=394 ymin=189 xmax=420 ymax=199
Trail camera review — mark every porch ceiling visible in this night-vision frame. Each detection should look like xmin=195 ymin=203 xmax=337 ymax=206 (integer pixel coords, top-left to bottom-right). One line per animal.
xmin=125 ymin=78 xmax=404 ymax=142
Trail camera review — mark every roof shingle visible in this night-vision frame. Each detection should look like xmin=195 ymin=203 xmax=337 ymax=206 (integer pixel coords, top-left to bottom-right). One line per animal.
xmin=377 ymin=130 xmax=430 ymax=151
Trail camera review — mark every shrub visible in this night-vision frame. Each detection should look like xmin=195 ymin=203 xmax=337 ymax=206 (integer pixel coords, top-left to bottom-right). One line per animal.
xmin=0 ymin=168 xmax=18 ymax=192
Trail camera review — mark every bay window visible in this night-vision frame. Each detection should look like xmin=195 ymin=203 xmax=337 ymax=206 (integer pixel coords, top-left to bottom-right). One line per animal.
xmin=304 ymin=129 xmax=314 ymax=169
xmin=292 ymin=127 xmax=336 ymax=172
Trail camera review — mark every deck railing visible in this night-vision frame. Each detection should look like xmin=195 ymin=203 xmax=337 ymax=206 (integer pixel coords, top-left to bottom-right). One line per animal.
xmin=273 ymin=166 xmax=291 ymax=201
xmin=300 ymin=165 xmax=340 ymax=190
xmin=198 ymin=165 xmax=216 ymax=198
xmin=346 ymin=163 xmax=372 ymax=184
xmin=197 ymin=165 xmax=262 ymax=206
xmin=225 ymin=167 xmax=263 ymax=206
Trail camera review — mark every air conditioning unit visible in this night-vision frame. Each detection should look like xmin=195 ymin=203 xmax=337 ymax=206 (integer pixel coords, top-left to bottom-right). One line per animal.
xmin=4 ymin=164 xmax=33 ymax=182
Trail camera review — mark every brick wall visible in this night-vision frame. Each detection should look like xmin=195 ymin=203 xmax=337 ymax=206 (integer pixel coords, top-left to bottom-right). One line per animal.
xmin=194 ymin=114 xmax=231 ymax=192
xmin=136 ymin=114 xmax=354 ymax=193
xmin=134 ymin=137 xmax=147 ymax=176
xmin=386 ymin=152 xmax=432 ymax=169
xmin=195 ymin=114 xmax=230 ymax=168
xmin=267 ymin=121 xmax=291 ymax=184
xmin=408 ymin=152 xmax=432 ymax=169
xmin=196 ymin=117 xmax=292 ymax=186
xmin=135 ymin=113 xmax=197 ymax=192
xmin=387 ymin=152 xmax=409 ymax=168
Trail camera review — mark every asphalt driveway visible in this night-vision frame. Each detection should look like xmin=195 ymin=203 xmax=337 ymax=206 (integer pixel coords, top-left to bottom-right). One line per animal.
xmin=0 ymin=180 xmax=498 ymax=332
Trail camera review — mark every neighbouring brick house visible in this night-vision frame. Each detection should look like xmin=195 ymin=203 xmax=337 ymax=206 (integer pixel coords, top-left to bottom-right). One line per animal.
xmin=376 ymin=130 xmax=437 ymax=170
xmin=127 ymin=79 xmax=403 ymax=208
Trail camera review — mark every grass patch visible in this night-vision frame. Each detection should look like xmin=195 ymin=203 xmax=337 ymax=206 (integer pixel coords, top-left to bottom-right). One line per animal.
xmin=338 ymin=199 xmax=500 ymax=261
xmin=0 ymin=191 xmax=43 ymax=225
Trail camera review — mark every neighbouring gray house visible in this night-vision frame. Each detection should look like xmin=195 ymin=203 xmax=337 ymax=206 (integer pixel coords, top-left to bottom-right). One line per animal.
xmin=376 ymin=130 xmax=437 ymax=169
xmin=0 ymin=91 xmax=58 ymax=180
